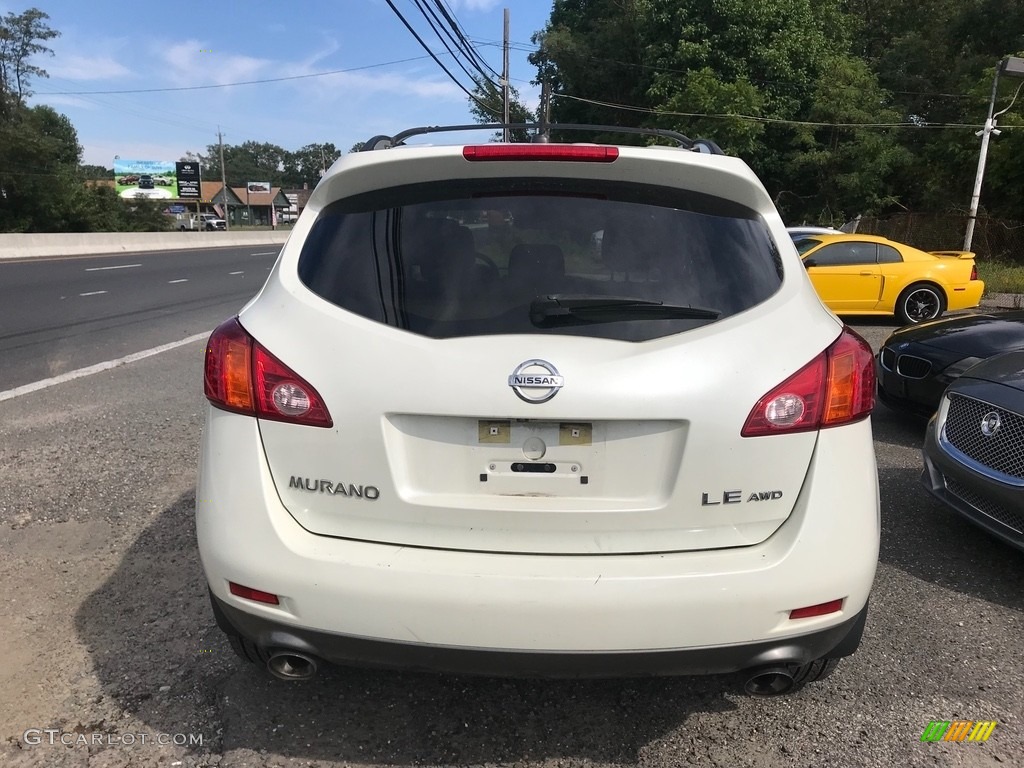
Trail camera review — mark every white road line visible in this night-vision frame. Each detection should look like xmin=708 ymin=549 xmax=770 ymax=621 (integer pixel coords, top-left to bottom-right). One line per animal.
xmin=250 ymin=251 xmax=277 ymax=256
xmin=0 ymin=332 xmax=210 ymax=403
xmin=84 ymin=263 xmax=142 ymax=272
xmin=79 ymin=290 xmax=108 ymax=296
xmin=229 ymin=271 xmax=244 ymax=275
xmin=168 ymin=279 xmax=189 ymax=284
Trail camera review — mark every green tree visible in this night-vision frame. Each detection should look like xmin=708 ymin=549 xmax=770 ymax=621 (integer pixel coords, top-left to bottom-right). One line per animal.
xmin=282 ymin=143 xmax=341 ymax=187
xmin=528 ymin=0 xmax=911 ymax=222
xmin=199 ymin=141 xmax=287 ymax=188
xmin=0 ymin=11 xmax=174 ymax=232
xmin=78 ymin=164 xmax=112 ymax=179
xmin=841 ymin=0 xmax=1024 ymax=217
xmin=187 ymin=141 xmax=348 ymax=189
xmin=0 ymin=104 xmax=170 ymax=232
xmin=467 ymin=78 xmax=536 ymax=141
xmin=0 ymin=7 xmax=58 ymax=110
xmin=529 ymin=0 xmax=654 ymax=142
xmin=786 ymin=55 xmax=912 ymax=222
xmin=0 ymin=104 xmax=81 ymax=231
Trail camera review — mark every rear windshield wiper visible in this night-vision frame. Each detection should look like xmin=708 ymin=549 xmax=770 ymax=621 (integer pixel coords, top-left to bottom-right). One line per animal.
xmin=530 ymin=295 xmax=721 ymax=328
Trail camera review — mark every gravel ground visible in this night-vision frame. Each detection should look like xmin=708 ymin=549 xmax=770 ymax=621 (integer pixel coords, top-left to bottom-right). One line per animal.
xmin=0 ymin=328 xmax=1021 ymax=768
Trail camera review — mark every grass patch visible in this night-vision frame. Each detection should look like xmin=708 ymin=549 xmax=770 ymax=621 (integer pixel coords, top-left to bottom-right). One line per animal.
xmin=979 ymin=261 xmax=1024 ymax=295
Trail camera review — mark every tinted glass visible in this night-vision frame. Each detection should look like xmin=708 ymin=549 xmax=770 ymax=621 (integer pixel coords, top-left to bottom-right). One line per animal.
xmin=298 ymin=178 xmax=783 ymax=341
xmin=877 ymin=244 xmax=903 ymax=264
xmin=794 ymin=237 xmax=822 ymax=255
xmin=807 ymin=242 xmax=877 ymax=267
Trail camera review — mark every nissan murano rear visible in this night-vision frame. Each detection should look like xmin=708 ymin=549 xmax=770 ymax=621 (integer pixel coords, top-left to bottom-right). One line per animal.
xmin=197 ymin=126 xmax=879 ymax=695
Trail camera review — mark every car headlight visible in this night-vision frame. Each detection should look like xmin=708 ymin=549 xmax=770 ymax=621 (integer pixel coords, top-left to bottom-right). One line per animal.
xmin=941 ymin=356 xmax=985 ymax=379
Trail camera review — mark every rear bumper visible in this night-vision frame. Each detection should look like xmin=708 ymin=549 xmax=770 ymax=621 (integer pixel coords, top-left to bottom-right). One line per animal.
xmin=948 ymin=281 xmax=985 ymax=312
xmin=211 ymin=591 xmax=869 ymax=677
xmin=196 ymin=407 xmax=879 ymax=662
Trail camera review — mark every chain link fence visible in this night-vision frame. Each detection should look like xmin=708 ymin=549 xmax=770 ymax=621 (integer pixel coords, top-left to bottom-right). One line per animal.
xmin=855 ymin=213 xmax=1024 ymax=265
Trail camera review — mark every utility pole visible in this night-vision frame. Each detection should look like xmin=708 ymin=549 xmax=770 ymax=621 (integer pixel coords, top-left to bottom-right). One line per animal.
xmin=964 ymin=67 xmax=1002 ymax=252
xmin=963 ymin=56 xmax=1024 ymax=251
xmin=539 ymin=80 xmax=551 ymax=141
xmin=218 ymin=128 xmax=229 ymax=231
xmin=502 ymin=8 xmax=510 ymax=142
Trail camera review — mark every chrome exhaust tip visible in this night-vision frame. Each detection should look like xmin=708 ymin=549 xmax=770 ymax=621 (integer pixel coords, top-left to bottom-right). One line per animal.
xmin=743 ymin=666 xmax=796 ymax=696
xmin=267 ymin=651 xmax=318 ymax=681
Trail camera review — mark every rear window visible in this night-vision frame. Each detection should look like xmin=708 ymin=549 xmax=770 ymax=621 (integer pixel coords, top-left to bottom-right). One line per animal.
xmin=298 ymin=178 xmax=782 ymax=341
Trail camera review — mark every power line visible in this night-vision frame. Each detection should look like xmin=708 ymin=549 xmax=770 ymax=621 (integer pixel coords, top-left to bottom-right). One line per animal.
xmin=37 ymin=76 xmax=223 ymax=136
xmin=416 ymin=0 xmax=498 ymax=84
xmin=383 ymin=0 xmax=502 ymax=117
xmin=470 ymin=37 xmax=983 ymax=101
xmin=409 ymin=0 xmax=499 ymax=90
xmin=555 ymin=92 xmax=1002 ymax=130
xmin=36 ymin=55 xmax=438 ymax=95
xmin=431 ymin=0 xmax=501 ymax=81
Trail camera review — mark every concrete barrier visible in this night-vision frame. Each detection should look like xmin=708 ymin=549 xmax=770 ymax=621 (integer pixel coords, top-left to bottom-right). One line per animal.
xmin=0 ymin=231 xmax=291 ymax=259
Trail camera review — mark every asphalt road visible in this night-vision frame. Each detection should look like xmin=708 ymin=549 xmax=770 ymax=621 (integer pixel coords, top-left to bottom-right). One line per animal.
xmin=0 ymin=261 xmax=1020 ymax=768
xmin=0 ymin=246 xmax=280 ymax=391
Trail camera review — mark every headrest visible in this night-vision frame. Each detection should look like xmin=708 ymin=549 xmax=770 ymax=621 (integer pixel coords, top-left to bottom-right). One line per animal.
xmin=508 ymin=243 xmax=565 ymax=280
xmin=599 ymin=226 xmax=652 ymax=274
xmin=408 ymin=217 xmax=477 ymax=281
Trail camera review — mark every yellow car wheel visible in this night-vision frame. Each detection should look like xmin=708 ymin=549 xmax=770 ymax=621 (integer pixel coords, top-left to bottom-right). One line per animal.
xmin=896 ymin=282 xmax=946 ymax=325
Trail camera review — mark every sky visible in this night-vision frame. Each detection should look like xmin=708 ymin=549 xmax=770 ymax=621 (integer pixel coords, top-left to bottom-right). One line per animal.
xmin=12 ymin=0 xmax=554 ymax=168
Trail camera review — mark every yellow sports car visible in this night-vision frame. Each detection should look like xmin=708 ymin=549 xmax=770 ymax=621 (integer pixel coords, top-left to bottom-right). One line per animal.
xmin=794 ymin=234 xmax=984 ymax=325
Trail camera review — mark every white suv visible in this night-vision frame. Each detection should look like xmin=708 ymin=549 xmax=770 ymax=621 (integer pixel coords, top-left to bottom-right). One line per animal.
xmin=197 ymin=125 xmax=879 ymax=695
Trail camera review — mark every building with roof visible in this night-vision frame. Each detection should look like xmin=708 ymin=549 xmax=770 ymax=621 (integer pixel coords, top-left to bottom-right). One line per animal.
xmin=231 ymin=185 xmax=292 ymax=227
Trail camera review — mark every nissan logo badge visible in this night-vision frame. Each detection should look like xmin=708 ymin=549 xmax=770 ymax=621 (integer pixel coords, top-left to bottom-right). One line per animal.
xmin=508 ymin=359 xmax=564 ymax=403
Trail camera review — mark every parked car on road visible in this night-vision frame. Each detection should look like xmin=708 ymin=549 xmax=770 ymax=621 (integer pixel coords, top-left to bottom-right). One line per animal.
xmin=178 ymin=213 xmax=226 ymax=231
xmin=794 ymin=234 xmax=984 ymax=324
xmin=198 ymin=124 xmax=879 ymax=695
xmin=877 ymin=311 xmax=1024 ymax=416
xmin=921 ymin=350 xmax=1024 ymax=552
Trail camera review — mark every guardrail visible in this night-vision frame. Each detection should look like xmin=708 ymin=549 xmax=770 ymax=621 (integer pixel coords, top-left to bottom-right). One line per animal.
xmin=0 ymin=231 xmax=291 ymax=260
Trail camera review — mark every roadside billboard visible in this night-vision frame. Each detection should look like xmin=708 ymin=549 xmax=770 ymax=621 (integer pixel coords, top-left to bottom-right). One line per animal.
xmin=246 ymin=181 xmax=271 ymax=194
xmin=176 ymin=162 xmax=201 ymax=199
xmin=113 ymin=159 xmax=176 ymax=200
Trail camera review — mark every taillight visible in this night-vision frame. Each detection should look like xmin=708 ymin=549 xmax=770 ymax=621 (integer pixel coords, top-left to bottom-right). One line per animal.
xmin=462 ymin=145 xmax=619 ymax=162
xmin=741 ymin=327 xmax=874 ymax=437
xmin=970 ymin=264 xmax=979 ymax=280
xmin=204 ymin=318 xmax=333 ymax=428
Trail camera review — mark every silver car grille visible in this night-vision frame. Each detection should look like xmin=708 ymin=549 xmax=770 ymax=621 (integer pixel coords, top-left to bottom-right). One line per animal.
xmin=943 ymin=394 xmax=1024 ymax=481
xmin=945 ymin=477 xmax=1024 ymax=534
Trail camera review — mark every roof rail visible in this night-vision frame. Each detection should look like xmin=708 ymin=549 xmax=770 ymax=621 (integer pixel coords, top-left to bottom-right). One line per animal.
xmin=358 ymin=123 xmax=724 ymax=155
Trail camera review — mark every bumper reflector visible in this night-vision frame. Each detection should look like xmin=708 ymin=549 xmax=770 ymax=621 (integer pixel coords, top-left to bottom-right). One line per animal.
xmin=789 ymin=599 xmax=843 ymax=620
xmin=229 ymin=582 xmax=280 ymax=605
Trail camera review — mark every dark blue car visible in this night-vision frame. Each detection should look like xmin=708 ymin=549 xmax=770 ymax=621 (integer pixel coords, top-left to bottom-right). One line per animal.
xmin=921 ymin=350 xmax=1024 ymax=551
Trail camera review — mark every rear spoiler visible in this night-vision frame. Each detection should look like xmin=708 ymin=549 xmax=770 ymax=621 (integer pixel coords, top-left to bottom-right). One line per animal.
xmin=929 ymin=250 xmax=975 ymax=259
